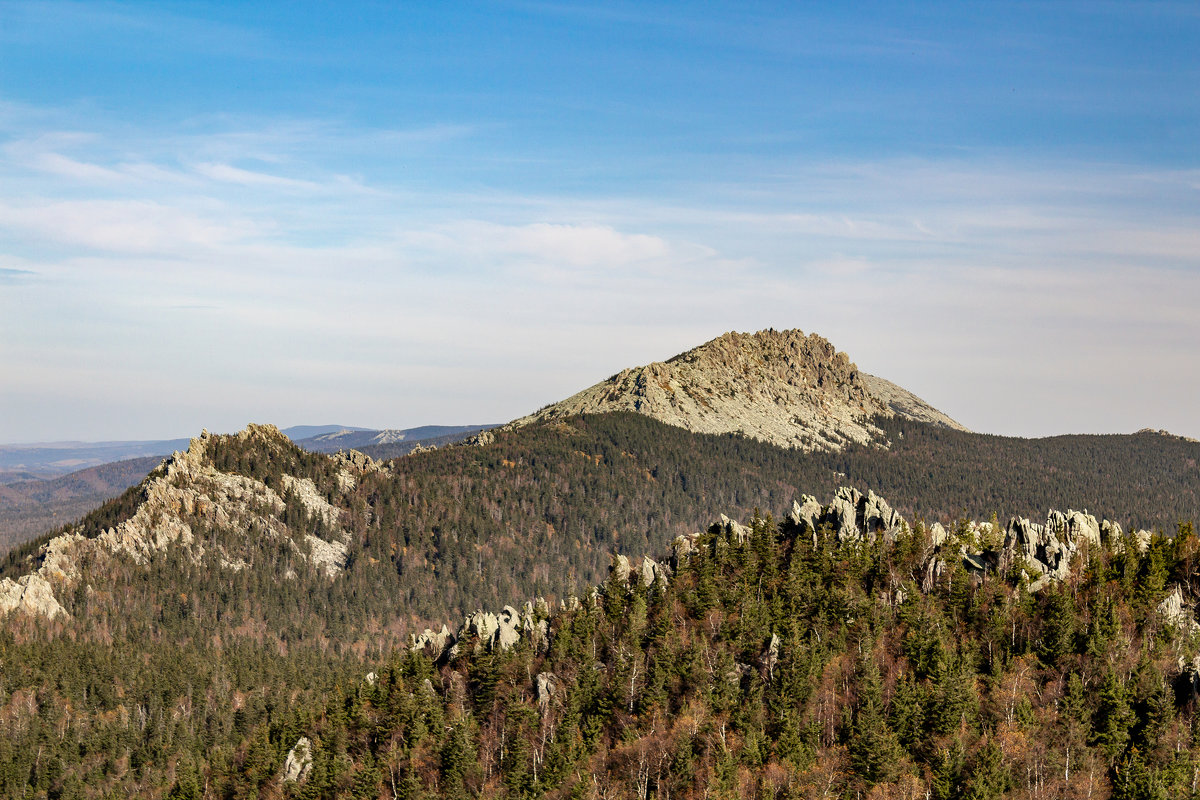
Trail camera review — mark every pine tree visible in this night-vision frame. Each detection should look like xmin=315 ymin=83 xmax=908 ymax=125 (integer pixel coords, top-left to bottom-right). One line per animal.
xmin=847 ymin=647 xmax=904 ymax=785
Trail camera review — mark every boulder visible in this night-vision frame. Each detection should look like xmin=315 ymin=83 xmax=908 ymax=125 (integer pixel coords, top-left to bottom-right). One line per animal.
xmin=282 ymin=737 xmax=312 ymax=783
xmin=1157 ymin=585 xmax=1198 ymax=631
xmin=640 ymin=557 xmax=670 ymax=588
xmin=612 ymin=554 xmax=632 ymax=585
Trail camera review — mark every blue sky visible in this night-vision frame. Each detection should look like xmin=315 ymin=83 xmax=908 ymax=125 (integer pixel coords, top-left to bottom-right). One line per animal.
xmin=1 ymin=1 xmax=1198 ymax=441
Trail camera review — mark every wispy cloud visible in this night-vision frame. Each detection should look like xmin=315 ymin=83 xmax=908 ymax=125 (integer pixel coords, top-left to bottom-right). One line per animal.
xmin=0 ymin=267 xmax=36 ymax=283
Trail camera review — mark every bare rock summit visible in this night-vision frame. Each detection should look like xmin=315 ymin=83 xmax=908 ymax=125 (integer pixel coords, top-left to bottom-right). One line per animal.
xmin=508 ymin=329 xmax=966 ymax=452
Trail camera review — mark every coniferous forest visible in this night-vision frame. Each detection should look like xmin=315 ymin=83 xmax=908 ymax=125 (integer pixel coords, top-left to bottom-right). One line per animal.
xmin=0 ymin=415 xmax=1198 ymax=799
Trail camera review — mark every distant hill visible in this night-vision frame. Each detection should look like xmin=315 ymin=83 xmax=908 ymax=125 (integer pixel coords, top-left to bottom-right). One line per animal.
xmin=0 ymin=437 xmax=189 ymax=481
xmin=0 ymin=456 xmax=164 ymax=554
xmin=508 ymin=328 xmax=967 ymax=451
xmin=279 ymin=424 xmax=374 ymax=440
xmin=296 ymin=424 xmax=498 ymax=453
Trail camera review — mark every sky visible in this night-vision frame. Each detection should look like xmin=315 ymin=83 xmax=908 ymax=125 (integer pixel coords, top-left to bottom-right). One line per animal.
xmin=1 ymin=1 xmax=1198 ymax=443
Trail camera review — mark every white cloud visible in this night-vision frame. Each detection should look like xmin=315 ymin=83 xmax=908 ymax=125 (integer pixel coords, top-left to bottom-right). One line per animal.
xmin=193 ymin=162 xmax=321 ymax=192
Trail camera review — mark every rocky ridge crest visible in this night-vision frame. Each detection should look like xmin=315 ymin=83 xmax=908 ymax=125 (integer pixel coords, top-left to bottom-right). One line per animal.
xmin=0 ymin=425 xmax=386 ymax=620
xmin=506 ymin=329 xmax=966 ymax=452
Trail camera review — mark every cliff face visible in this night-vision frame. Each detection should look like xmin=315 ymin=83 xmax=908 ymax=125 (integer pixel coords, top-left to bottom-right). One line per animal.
xmin=509 ymin=329 xmax=966 ymax=451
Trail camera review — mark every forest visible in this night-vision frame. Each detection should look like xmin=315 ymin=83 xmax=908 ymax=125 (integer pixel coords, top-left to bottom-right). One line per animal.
xmin=0 ymin=414 xmax=1198 ymax=798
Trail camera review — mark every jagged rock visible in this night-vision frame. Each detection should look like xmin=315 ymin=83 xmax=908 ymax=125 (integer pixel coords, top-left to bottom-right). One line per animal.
xmin=1157 ymin=585 xmax=1198 ymax=631
xmin=612 ymin=554 xmax=632 ymax=584
xmin=282 ymin=737 xmax=312 ymax=783
xmin=640 ymin=557 xmax=670 ymax=588
xmin=535 ymin=672 xmax=557 ymax=710
xmin=0 ymin=574 xmax=68 ymax=619
xmin=929 ymin=522 xmax=949 ymax=549
xmin=365 ymin=671 xmax=377 ymax=686
xmin=1101 ymin=519 xmax=1123 ymax=545
xmin=788 ymin=495 xmax=823 ymax=541
xmin=798 ymin=487 xmax=908 ymax=545
xmin=411 ymin=624 xmax=457 ymax=661
xmin=1000 ymin=508 xmax=1100 ymax=589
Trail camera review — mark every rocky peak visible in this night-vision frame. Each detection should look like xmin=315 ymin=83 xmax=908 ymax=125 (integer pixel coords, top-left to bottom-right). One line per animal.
xmin=507 ymin=328 xmax=965 ymax=452
xmin=0 ymin=424 xmax=385 ymax=621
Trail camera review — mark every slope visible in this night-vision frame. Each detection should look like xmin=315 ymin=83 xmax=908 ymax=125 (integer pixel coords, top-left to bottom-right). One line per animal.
xmin=508 ymin=328 xmax=968 ymax=451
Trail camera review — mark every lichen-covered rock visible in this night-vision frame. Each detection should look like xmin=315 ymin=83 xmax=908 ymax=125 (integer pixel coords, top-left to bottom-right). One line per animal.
xmin=0 ymin=574 xmax=68 ymax=619
xmin=640 ymin=557 xmax=670 ymax=588
xmin=1157 ymin=585 xmax=1198 ymax=631
xmin=282 ymin=737 xmax=312 ymax=783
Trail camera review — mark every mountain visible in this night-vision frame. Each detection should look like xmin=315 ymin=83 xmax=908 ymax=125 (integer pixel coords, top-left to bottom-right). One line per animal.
xmin=279 ymin=424 xmax=373 ymax=440
xmin=295 ymin=424 xmax=498 ymax=454
xmin=2 ymin=328 xmax=1199 ymax=798
xmin=0 ymin=424 xmax=497 ymax=556
xmin=508 ymin=328 xmax=967 ymax=451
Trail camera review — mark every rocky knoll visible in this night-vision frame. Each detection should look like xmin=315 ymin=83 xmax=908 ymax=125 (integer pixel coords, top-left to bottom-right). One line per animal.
xmin=507 ymin=329 xmax=966 ymax=452
xmin=0 ymin=425 xmax=384 ymax=621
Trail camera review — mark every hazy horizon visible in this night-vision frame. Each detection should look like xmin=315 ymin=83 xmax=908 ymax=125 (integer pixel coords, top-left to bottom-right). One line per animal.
xmin=2 ymin=2 xmax=1197 ymax=442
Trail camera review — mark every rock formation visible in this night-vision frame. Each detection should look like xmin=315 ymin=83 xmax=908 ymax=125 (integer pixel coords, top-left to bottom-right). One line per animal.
xmin=410 ymin=599 xmax=553 ymax=661
xmin=282 ymin=737 xmax=313 ymax=783
xmin=786 ymin=487 xmax=907 ymax=545
xmin=507 ymin=329 xmax=967 ymax=453
xmin=0 ymin=425 xmax=386 ymax=621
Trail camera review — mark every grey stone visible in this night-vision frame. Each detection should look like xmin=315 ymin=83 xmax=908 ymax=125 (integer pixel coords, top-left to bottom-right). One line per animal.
xmin=282 ymin=737 xmax=312 ymax=783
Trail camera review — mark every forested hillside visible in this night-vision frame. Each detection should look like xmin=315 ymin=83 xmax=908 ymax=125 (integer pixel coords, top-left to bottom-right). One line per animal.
xmin=1 ymin=415 xmax=1198 ymax=799
xmin=8 ymin=502 xmax=1198 ymax=799
xmin=254 ymin=513 xmax=1200 ymax=800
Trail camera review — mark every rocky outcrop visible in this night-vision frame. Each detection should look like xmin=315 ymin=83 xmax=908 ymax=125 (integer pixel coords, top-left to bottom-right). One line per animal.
xmin=999 ymin=509 xmax=1102 ymax=591
xmin=411 ymin=599 xmax=553 ymax=661
xmin=282 ymin=737 xmax=312 ymax=783
xmin=1158 ymin=585 xmax=1198 ymax=631
xmin=0 ymin=574 xmax=68 ymax=619
xmin=786 ymin=487 xmax=907 ymax=545
xmin=1 ymin=425 xmax=360 ymax=621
